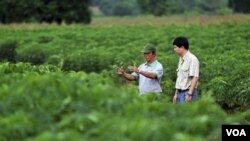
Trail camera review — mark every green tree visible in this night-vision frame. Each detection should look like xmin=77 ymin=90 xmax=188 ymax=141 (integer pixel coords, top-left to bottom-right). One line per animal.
xmin=95 ymin=0 xmax=139 ymax=16
xmin=176 ymin=0 xmax=229 ymax=14
xmin=137 ymin=0 xmax=176 ymax=16
xmin=0 ymin=0 xmax=37 ymax=23
xmin=195 ymin=0 xmax=228 ymax=13
xmin=56 ymin=0 xmax=91 ymax=24
xmin=174 ymin=0 xmax=196 ymax=13
xmin=0 ymin=0 xmax=91 ymax=24
xmin=229 ymin=0 xmax=250 ymax=13
xmin=113 ymin=1 xmax=140 ymax=16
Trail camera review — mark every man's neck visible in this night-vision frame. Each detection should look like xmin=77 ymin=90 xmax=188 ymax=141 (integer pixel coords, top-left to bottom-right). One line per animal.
xmin=146 ymin=58 xmax=156 ymax=64
xmin=181 ymin=50 xmax=188 ymax=58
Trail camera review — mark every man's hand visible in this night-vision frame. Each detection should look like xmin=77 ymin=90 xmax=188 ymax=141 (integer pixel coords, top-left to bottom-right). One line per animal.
xmin=173 ymin=94 xmax=177 ymax=104
xmin=128 ymin=65 xmax=139 ymax=73
xmin=185 ymin=95 xmax=192 ymax=102
xmin=116 ymin=67 xmax=125 ymax=75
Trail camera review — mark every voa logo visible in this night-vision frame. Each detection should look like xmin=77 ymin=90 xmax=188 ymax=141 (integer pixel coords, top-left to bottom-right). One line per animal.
xmin=226 ymin=129 xmax=246 ymax=136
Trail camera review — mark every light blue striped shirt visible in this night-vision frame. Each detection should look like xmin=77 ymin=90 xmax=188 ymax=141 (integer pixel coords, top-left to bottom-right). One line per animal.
xmin=132 ymin=60 xmax=163 ymax=95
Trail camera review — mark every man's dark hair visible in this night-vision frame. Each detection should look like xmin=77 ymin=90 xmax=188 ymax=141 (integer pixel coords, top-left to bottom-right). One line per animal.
xmin=173 ymin=37 xmax=189 ymax=50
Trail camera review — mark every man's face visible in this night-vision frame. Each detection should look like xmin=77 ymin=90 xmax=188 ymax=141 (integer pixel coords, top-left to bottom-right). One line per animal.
xmin=144 ymin=52 xmax=155 ymax=62
xmin=173 ymin=45 xmax=183 ymax=56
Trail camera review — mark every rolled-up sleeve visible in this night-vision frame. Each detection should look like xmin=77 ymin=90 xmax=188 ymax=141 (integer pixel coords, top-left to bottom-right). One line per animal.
xmin=189 ymin=57 xmax=199 ymax=77
xmin=131 ymin=72 xmax=139 ymax=80
xmin=151 ymin=64 xmax=163 ymax=80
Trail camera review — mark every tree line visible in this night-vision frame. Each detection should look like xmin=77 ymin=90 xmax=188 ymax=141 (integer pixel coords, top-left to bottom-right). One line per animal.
xmin=0 ymin=0 xmax=91 ymax=24
xmin=0 ymin=0 xmax=249 ymax=24
xmin=92 ymin=0 xmax=250 ymax=16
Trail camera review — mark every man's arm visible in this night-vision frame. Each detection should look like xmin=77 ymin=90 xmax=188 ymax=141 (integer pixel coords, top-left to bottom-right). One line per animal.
xmin=188 ymin=57 xmax=199 ymax=96
xmin=129 ymin=65 xmax=159 ymax=79
xmin=117 ymin=67 xmax=136 ymax=81
xmin=185 ymin=76 xmax=198 ymax=102
xmin=188 ymin=76 xmax=199 ymax=95
xmin=138 ymin=70 xmax=157 ymax=79
xmin=122 ymin=72 xmax=136 ymax=81
xmin=173 ymin=89 xmax=178 ymax=104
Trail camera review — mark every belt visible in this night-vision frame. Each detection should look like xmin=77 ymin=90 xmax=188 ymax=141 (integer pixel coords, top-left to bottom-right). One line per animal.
xmin=178 ymin=89 xmax=189 ymax=93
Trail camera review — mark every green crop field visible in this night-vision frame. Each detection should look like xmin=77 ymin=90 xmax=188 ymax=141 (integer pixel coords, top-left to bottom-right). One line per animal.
xmin=0 ymin=15 xmax=250 ymax=141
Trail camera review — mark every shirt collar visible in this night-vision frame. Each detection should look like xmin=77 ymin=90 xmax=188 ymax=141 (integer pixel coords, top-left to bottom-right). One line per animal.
xmin=182 ymin=50 xmax=190 ymax=61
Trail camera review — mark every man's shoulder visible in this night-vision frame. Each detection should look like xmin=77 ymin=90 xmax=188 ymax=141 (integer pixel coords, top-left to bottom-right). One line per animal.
xmin=155 ymin=60 xmax=162 ymax=63
xmin=155 ymin=60 xmax=163 ymax=68
xmin=188 ymin=52 xmax=199 ymax=62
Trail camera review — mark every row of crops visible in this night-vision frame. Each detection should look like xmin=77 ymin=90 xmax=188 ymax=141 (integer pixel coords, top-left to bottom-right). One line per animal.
xmin=1 ymin=22 xmax=250 ymax=111
xmin=0 ymin=62 xmax=249 ymax=141
xmin=0 ymin=20 xmax=250 ymax=140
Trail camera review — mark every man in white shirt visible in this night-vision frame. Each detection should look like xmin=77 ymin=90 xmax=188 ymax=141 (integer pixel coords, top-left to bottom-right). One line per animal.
xmin=172 ymin=37 xmax=199 ymax=104
xmin=116 ymin=43 xmax=163 ymax=95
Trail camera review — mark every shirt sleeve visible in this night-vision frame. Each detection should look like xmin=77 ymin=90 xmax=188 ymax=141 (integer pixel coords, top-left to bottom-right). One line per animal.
xmin=131 ymin=72 xmax=139 ymax=80
xmin=151 ymin=63 xmax=163 ymax=80
xmin=189 ymin=57 xmax=199 ymax=77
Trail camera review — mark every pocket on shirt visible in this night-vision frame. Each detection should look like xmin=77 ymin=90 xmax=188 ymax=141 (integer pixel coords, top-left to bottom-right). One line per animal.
xmin=180 ymin=67 xmax=189 ymax=78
